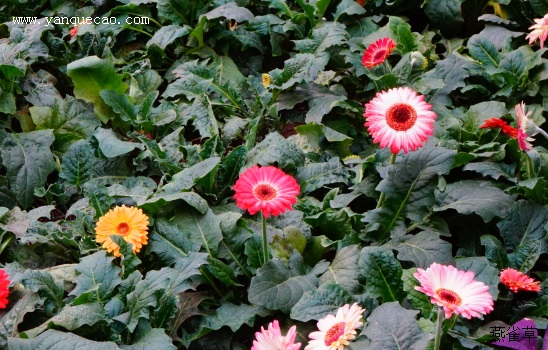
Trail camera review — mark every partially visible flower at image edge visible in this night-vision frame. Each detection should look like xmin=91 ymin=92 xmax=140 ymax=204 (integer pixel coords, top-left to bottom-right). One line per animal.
xmin=251 ymin=320 xmax=301 ymax=350
xmin=526 ymin=14 xmax=548 ymax=49
xmin=233 ymin=165 xmax=300 ymax=218
xmin=500 ymin=268 xmax=541 ymax=293
xmin=0 ymin=269 xmax=10 ymax=309
xmin=515 ymin=102 xmax=535 ymax=151
xmin=479 ymin=118 xmax=518 ymax=138
xmin=95 ymin=205 xmax=150 ymax=257
xmin=363 ymin=86 xmax=437 ymax=154
xmin=305 ymin=303 xmax=365 ymax=350
xmin=414 ymin=263 xmax=494 ymax=319
xmin=362 ymin=37 xmax=396 ymax=69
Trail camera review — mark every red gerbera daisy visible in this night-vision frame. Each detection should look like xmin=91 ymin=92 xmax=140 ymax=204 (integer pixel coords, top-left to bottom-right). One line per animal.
xmin=0 ymin=269 xmax=10 ymax=309
xmin=362 ymin=38 xmax=396 ymax=69
xmin=479 ymin=118 xmax=518 ymax=138
xmin=500 ymin=268 xmax=541 ymax=293
xmin=233 ymin=166 xmax=300 ymax=218
xmin=363 ymin=87 xmax=437 ymax=154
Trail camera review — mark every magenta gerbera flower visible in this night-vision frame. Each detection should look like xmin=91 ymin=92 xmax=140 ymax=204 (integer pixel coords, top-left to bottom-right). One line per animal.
xmin=233 ymin=165 xmax=300 ymax=218
xmin=526 ymin=14 xmax=548 ymax=49
xmin=362 ymin=38 xmax=396 ymax=69
xmin=0 ymin=269 xmax=10 ymax=309
xmin=363 ymin=87 xmax=437 ymax=154
xmin=500 ymin=268 xmax=541 ymax=293
xmin=414 ymin=263 xmax=494 ymax=319
xmin=305 ymin=303 xmax=365 ymax=350
xmin=515 ymin=102 xmax=535 ymax=151
xmin=251 ymin=320 xmax=301 ymax=350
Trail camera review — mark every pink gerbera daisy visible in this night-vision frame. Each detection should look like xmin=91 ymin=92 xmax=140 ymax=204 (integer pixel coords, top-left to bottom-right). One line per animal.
xmin=526 ymin=14 xmax=548 ymax=49
xmin=0 ymin=269 xmax=10 ymax=309
xmin=362 ymin=38 xmax=397 ymax=69
xmin=305 ymin=303 xmax=365 ymax=350
xmin=515 ymin=102 xmax=535 ymax=151
xmin=233 ymin=166 xmax=300 ymax=218
xmin=252 ymin=320 xmax=301 ymax=350
xmin=414 ymin=263 xmax=494 ymax=319
xmin=500 ymin=268 xmax=541 ymax=293
xmin=363 ymin=87 xmax=437 ymax=154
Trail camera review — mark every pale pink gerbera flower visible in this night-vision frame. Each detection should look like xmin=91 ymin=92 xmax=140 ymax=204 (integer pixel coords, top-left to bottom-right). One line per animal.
xmin=414 ymin=263 xmax=494 ymax=319
xmin=515 ymin=102 xmax=535 ymax=151
xmin=305 ymin=303 xmax=365 ymax=350
xmin=363 ymin=87 xmax=437 ymax=154
xmin=233 ymin=166 xmax=300 ymax=218
xmin=526 ymin=14 xmax=548 ymax=49
xmin=500 ymin=268 xmax=541 ymax=293
xmin=362 ymin=38 xmax=397 ymax=69
xmin=252 ymin=320 xmax=301 ymax=350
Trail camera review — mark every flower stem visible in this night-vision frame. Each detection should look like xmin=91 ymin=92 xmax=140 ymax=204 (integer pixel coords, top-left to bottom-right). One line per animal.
xmin=261 ymin=212 xmax=269 ymax=265
xmin=535 ymin=125 xmax=548 ymax=141
xmin=376 ymin=153 xmax=397 ymax=208
xmin=434 ymin=307 xmax=444 ymax=350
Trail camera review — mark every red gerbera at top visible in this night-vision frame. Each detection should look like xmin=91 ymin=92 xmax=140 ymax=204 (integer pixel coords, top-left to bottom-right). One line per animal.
xmin=500 ymin=268 xmax=541 ymax=293
xmin=0 ymin=269 xmax=10 ymax=309
xmin=364 ymin=87 xmax=437 ymax=154
xmin=480 ymin=118 xmax=518 ymax=138
xmin=362 ymin=38 xmax=396 ymax=69
xmin=233 ymin=166 xmax=300 ymax=218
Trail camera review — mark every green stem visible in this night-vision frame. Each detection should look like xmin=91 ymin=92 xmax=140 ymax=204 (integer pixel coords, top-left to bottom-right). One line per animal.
xmin=434 ymin=307 xmax=444 ymax=350
xmin=376 ymin=153 xmax=397 ymax=208
xmin=525 ymin=154 xmax=533 ymax=180
xmin=261 ymin=212 xmax=269 ymax=265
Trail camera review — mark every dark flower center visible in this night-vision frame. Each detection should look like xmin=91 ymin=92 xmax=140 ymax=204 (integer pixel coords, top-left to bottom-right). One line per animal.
xmin=373 ymin=49 xmax=388 ymax=62
xmin=253 ymin=183 xmax=277 ymax=201
xmin=324 ymin=322 xmax=346 ymax=346
xmin=437 ymin=288 xmax=462 ymax=305
xmin=386 ymin=103 xmax=418 ymax=131
xmin=117 ymin=222 xmax=130 ymax=235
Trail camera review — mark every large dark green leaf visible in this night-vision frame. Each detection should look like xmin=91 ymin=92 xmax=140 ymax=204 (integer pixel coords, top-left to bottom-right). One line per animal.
xmin=359 ymin=247 xmax=404 ymax=302
xmin=172 ymin=208 xmax=223 ymax=257
xmin=402 ymin=268 xmax=433 ymax=318
xmin=94 ymin=128 xmax=144 ymax=158
xmin=146 ymin=25 xmax=189 ymax=50
xmin=296 ymin=157 xmax=350 ymax=194
xmin=467 ymin=34 xmax=500 ymax=69
xmin=1 ymin=130 xmax=56 ymax=208
xmin=290 ymin=284 xmax=353 ymax=322
xmin=392 ymin=230 xmax=454 ymax=268
xmin=59 ymin=140 xmax=94 ymax=188
xmin=480 ymin=235 xmax=509 ymax=269
xmin=320 ymin=245 xmax=361 ymax=294
xmin=0 ymin=292 xmax=42 ymax=348
xmin=161 ymin=157 xmax=220 ymax=193
xmin=69 ymin=251 xmax=122 ymax=302
xmin=247 ymin=132 xmax=305 ymax=170
xmin=497 ymin=200 xmax=548 ymax=253
xmin=148 ymin=217 xmax=197 ymax=265
xmin=8 ymin=330 xmax=120 ymax=350
xmin=508 ymin=240 xmax=542 ymax=273
xmin=424 ymin=0 xmax=464 ymax=37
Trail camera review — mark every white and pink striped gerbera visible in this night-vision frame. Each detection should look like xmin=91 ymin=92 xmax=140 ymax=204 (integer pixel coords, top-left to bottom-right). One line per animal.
xmin=363 ymin=87 xmax=436 ymax=154
xmin=233 ymin=166 xmax=300 ymax=218
xmin=414 ymin=263 xmax=494 ymax=319
xmin=251 ymin=320 xmax=301 ymax=350
xmin=526 ymin=14 xmax=548 ymax=49
xmin=515 ymin=102 xmax=535 ymax=151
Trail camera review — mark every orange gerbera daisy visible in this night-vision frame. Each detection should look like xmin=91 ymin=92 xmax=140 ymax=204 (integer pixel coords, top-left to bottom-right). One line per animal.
xmin=95 ymin=205 xmax=149 ymax=257
xmin=500 ymin=268 xmax=541 ymax=293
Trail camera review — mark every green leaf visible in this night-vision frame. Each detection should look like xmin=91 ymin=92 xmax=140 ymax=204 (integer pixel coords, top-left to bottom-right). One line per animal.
xmin=359 ymin=247 xmax=404 ymax=302
xmin=0 ymin=292 xmax=42 ymax=348
xmin=421 ymin=53 xmax=473 ymax=106
xmin=182 ymin=96 xmax=219 ymax=138
xmin=320 ymin=245 xmax=361 ymax=294
xmin=248 ymin=258 xmax=326 ymax=313
xmin=392 ymin=230 xmax=454 ymax=268
xmin=111 ymin=235 xmax=142 ymax=279
xmin=163 ymin=60 xmax=213 ymax=100
xmin=100 ymin=90 xmax=137 ymax=122
xmin=203 ymin=2 xmax=254 ymax=21
xmin=455 ymin=257 xmax=499 ymax=300
xmin=244 ymin=235 xmax=264 ymax=274
xmin=161 ymin=157 xmax=220 ymax=193
xmin=508 ymin=240 xmax=542 ymax=273
xmin=21 ymin=269 xmax=65 ymax=310
xmin=467 ymin=34 xmax=500 ymax=69
xmin=424 ymin=0 xmax=464 ymax=37
xmin=142 ymin=192 xmax=208 ymax=215
xmin=389 ymin=17 xmax=417 ymax=54
xmin=8 ymin=330 xmax=120 ymax=350
xmin=1 ymin=130 xmax=56 ymax=208
xmin=83 ymin=182 xmax=114 ymax=218
xmin=0 ymin=91 xmax=16 ymax=114
xmin=67 ymin=56 xmax=128 ymax=123
xmin=362 ymin=302 xmax=430 ymax=350
xmin=434 ymin=180 xmax=515 ymax=222
xmin=172 ymin=208 xmax=223 ymax=257
xmin=402 ymin=268 xmax=433 ymax=318
xmin=270 ymin=53 xmax=329 ymax=90
xmin=205 ymin=257 xmax=241 ymax=287
xmin=146 ymin=25 xmax=189 ymax=50
xmin=497 ymin=200 xmax=548 ymax=253
xmin=121 ymin=327 xmax=176 ymax=350
xmin=290 ymin=283 xmax=353 ymax=322
xmin=247 ymin=132 xmax=305 ymax=170
xmin=293 ymin=22 xmax=348 ymax=54
xmin=59 ymin=140 xmax=94 ymax=188
xmin=304 ymin=84 xmax=347 ymax=123
xmin=69 ymin=250 xmax=122 ymax=303
xmin=94 ymin=128 xmax=144 ymax=158
xmin=365 ymin=143 xmax=455 ymax=238
xmin=333 ymin=0 xmax=366 ymax=20
xmin=296 ymin=157 xmax=350 ymax=194
xmin=463 ymin=161 xmax=516 ymax=183
xmin=29 ymin=96 xmax=100 ymax=145
xmin=217 ymin=146 xmax=246 ymax=189
xmin=148 ymin=217 xmax=197 ymax=265
xmin=108 ymin=177 xmax=157 ymax=206
xmin=480 ymin=235 xmax=509 ymax=269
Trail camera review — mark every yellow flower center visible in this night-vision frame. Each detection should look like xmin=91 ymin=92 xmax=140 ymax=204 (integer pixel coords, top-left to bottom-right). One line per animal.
xmin=262 ymin=74 xmax=272 ymax=88
xmin=253 ymin=183 xmax=277 ymax=201
xmin=386 ymin=103 xmax=418 ymax=131
xmin=324 ymin=322 xmax=346 ymax=346
xmin=117 ymin=222 xmax=131 ymax=236
xmin=437 ymin=288 xmax=462 ymax=305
